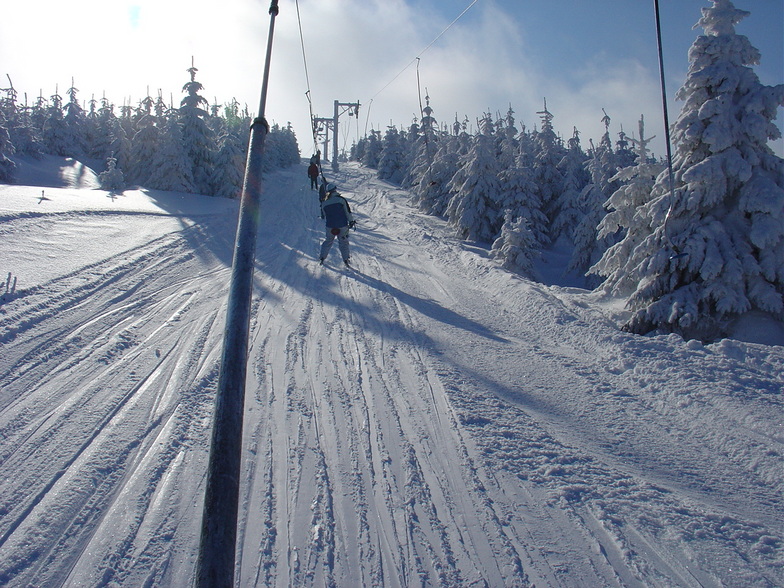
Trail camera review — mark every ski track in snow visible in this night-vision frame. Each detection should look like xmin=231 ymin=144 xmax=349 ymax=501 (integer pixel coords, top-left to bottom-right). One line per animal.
xmin=0 ymin=163 xmax=782 ymax=587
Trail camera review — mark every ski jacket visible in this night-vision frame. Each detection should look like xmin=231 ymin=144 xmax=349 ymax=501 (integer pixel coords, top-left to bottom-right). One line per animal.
xmin=307 ymin=163 xmax=319 ymax=178
xmin=321 ymin=193 xmax=354 ymax=229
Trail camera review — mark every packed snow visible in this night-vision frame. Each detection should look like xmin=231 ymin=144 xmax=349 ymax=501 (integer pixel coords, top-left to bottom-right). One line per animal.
xmin=0 ymin=158 xmax=782 ymax=587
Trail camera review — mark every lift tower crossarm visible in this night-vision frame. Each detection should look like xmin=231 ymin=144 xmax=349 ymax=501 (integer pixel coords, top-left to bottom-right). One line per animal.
xmin=332 ymin=100 xmax=360 ymax=172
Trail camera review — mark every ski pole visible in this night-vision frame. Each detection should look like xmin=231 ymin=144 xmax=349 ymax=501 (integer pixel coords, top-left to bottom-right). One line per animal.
xmin=195 ymin=1 xmax=279 ymax=586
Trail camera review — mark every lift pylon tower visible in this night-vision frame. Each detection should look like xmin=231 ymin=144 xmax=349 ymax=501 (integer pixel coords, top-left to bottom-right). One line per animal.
xmin=312 ymin=116 xmax=334 ymax=164
xmin=331 ymin=100 xmax=360 ymax=172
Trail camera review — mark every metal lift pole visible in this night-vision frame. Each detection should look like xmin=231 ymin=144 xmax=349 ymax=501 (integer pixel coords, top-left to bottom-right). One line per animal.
xmin=654 ymin=0 xmax=678 ymax=225
xmin=332 ymin=99 xmax=340 ymax=172
xmin=330 ymin=100 xmax=361 ymax=172
xmin=195 ymin=1 xmax=279 ymax=586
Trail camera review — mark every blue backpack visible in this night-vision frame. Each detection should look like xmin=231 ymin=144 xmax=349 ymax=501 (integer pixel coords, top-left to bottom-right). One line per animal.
xmin=322 ymin=196 xmax=351 ymax=229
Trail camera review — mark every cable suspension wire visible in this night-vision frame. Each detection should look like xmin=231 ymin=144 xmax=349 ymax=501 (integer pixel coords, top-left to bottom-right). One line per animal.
xmin=363 ymin=0 xmax=480 ymax=130
xmin=295 ymin=0 xmax=319 ymax=155
xmin=416 ymin=58 xmax=425 ymax=120
xmin=415 ymin=57 xmax=433 ymax=162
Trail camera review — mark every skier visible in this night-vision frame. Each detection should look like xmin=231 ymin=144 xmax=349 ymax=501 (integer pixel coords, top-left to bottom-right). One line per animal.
xmin=319 ymin=184 xmax=355 ymax=266
xmin=307 ymin=161 xmax=319 ymax=190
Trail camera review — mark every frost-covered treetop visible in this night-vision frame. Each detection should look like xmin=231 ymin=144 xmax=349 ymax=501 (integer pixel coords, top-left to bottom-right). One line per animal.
xmin=687 ymin=0 xmax=761 ymax=72
xmin=696 ymin=0 xmax=750 ymax=38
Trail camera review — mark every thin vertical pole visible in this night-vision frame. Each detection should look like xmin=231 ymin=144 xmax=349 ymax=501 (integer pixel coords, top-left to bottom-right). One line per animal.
xmin=332 ymin=99 xmax=339 ymax=172
xmin=654 ymin=0 xmax=679 ymax=241
xmin=195 ymin=2 xmax=279 ymax=586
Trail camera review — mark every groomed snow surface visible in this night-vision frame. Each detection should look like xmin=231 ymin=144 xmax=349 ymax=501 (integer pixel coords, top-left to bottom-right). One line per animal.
xmin=0 ymin=159 xmax=782 ymax=587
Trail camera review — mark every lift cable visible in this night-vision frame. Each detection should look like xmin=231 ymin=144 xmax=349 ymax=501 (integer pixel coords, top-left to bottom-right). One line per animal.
xmin=363 ymin=0 xmax=480 ymax=133
xmin=295 ymin=0 xmax=320 ymax=157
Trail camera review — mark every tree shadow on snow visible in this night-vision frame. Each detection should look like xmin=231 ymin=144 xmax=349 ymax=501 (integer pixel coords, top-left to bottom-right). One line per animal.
xmin=347 ymin=269 xmax=509 ymax=344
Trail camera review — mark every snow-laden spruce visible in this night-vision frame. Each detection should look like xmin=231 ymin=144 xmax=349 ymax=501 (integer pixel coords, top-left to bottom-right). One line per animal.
xmin=491 ymin=209 xmax=539 ymax=276
xmin=98 ymin=155 xmax=125 ymax=192
xmin=0 ymin=107 xmax=15 ymax=182
xmin=592 ymin=115 xmax=665 ymax=293
xmin=180 ymin=65 xmax=214 ymax=196
xmin=445 ymin=113 xmax=503 ymax=241
xmin=551 ymin=128 xmax=589 ymax=243
xmin=377 ymin=125 xmax=406 ymax=184
xmin=568 ymin=126 xmax=622 ymax=285
xmin=594 ymin=0 xmax=784 ymax=339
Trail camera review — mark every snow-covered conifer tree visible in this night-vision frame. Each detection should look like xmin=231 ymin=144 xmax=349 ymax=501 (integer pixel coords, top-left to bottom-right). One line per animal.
xmin=86 ymin=96 xmax=106 ymax=159
xmin=0 ymin=108 xmax=16 ymax=182
xmin=551 ymin=127 xmax=590 ymax=241
xmin=532 ymin=100 xmax=566 ymax=235
xmin=105 ymin=115 xmax=131 ymax=171
xmin=127 ymin=106 xmax=160 ymax=187
xmin=63 ymin=81 xmax=88 ymax=158
xmin=498 ymin=107 xmax=519 ymax=166
xmin=412 ymin=132 xmax=459 ymax=217
xmin=516 ymin=123 xmax=536 ymax=171
xmin=222 ymin=98 xmax=251 ymax=152
xmin=0 ymin=82 xmax=17 ymax=180
xmin=279 ymin=123 xmax=300 ymax=167
xmin=148 ymin=112 xmax=195 ymax=193
xmin=43 ymin=90 xmax=70 ymax=156
xmin=3 ymin=86 xmax=43 ymax=159
xmin=398 ymin=119 xmax=419 ymax=183
xmin=90 ymin=97 xmax=121 ymax=162
xmin=30 ymin=93 xmax=48 ymax=140
xmin=601 ymin=0 xmax=784 ymax=339
xmin=568 ymin=115 xmax=623 ymax=282
xmin=591 ymin=115 xmax=665 ymax=291
xmin=98 ymin=155 xmax=125 ymax=192
xmin=361 ymin=130 xmax=382 ymax=169
xmin=497 ymin=142 xmax=549 ymax=248
xmin=411 ymin=114 xmax=470 ymax=216
xmin=403 ymin=96 xmax=439 ymax=190
xmin=262 ymin=123 xmax=300 ymax=173
xmin=445 ymin=113 xmax=503 ymax=241
xmin=491 ymin=210 xmax=538 ymax=277
xmin=378 ymin=125 xmax=406 ymax=184
xmin=352 ymin=137 xmax=366 ymax=164
xmin=614 ymin=126 xmax=636 ymax=170
xmin=179 ymin=63 xmax=214 ymax=195
xmin=210 ymin=127 xmax=245 ymax=198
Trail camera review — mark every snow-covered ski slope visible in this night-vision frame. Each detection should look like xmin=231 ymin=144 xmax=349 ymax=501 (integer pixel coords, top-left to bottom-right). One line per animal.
xmin=0 ymin=161 xmax=782 ymax=587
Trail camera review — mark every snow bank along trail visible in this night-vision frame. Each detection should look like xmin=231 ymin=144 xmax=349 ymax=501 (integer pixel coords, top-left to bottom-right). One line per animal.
xmin=0 ymin=198 xmax=237 ymax=586
xmin=0 ymin=164 xmax=781 ymax=587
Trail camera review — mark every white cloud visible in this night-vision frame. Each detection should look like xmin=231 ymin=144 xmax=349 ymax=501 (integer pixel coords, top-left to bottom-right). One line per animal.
xmin=543 ymin=55 xmax=666 ymax=155
xmin=2 ymin=0 xmax=777 ymax=158
xmin=267 ymin=0 xmax=669 ymax=156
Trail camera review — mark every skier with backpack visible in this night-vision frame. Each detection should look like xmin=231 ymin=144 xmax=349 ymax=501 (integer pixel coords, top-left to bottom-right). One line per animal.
xmin=319 ymin=183 xmax=355 ymax=267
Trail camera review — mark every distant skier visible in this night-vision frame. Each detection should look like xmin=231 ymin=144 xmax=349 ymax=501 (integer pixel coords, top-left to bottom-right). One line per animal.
xmin=319 ymin=184 xmax=355 ymax=266
xmin=307 ymin=161 xmax=319 ymax=190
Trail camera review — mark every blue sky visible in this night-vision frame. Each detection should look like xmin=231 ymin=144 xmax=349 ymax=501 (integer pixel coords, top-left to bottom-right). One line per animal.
xmin=1 ymin=0 xmax=782 ymax=158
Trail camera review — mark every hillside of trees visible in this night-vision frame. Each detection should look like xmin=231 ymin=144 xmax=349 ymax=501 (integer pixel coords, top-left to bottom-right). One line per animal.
xmin=1 ymin=0 xmax=782 ymax=342
xmin=0 ymin=65 xmax=300 ymax=197
xmin=349 ymin=0 xmax=783 ymax=341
